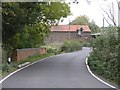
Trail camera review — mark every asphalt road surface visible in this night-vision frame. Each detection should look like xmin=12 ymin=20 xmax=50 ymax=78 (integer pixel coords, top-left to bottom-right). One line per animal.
xmin=2 ymin=47 xmax=116 ymax=88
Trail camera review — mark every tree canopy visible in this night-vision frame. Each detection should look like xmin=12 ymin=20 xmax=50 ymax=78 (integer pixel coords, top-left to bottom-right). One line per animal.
xmin=70 ymin=15 xmax=89 ymax=25
xmin=2 ymin=2 xmax=70 ymax=53
xmin=70 ymin=15 xmax=100 ymax=33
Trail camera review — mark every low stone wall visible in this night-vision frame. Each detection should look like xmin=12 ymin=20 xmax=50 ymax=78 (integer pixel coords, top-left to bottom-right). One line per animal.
xmin=12 ymin=48 xmax=47 ymax=62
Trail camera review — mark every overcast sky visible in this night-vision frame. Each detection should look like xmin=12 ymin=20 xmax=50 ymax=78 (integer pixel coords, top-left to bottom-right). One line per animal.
xmin=59 ymin=0 xmax=119 ymax=27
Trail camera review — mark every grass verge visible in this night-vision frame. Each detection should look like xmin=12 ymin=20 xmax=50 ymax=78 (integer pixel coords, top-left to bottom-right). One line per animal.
xmin=2 ymin=53 xmax=54 ymax=78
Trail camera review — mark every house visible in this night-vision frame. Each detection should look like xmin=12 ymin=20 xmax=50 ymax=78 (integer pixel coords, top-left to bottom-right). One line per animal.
xmin=45 ymin=25 xmax=91 ymax=43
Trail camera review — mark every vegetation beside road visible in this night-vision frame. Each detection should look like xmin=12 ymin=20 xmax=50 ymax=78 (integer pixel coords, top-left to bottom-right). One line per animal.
xmin=61 ymin=40 xmax=83 ymax=53
xmin=2 ymin=2 xmax=71 ymax=78
xmin=2 ymin=53 xmax=54 ymax=78
xmin=70 ymin=15 xmax=101 ymax=33
xmin=46 ymin=39 xmax=84 ymax=54
xmin=88 ymin=26 xmax=118 ymax=86
xmin=2 ymin=2 xmax=70 ymax=65
xmin=2 ymin=39 xmax=84 ymax=78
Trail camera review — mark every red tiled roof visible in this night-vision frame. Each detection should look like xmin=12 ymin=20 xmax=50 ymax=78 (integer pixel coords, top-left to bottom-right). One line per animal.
xmin=51 ymin=25 xmax=91 ymax=32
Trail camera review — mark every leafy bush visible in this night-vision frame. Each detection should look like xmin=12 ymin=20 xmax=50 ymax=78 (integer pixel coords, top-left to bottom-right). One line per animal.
xmin=47 ymin=48 xmax=55 ymax=54
xmin=88 ymin=27 xmax=118 ymax=85
xmin=2 ymin=62 xmax=18 ymax=73
xmin=2 ymin=63 xmax=9 ymax=72
xmin=83 ymin=43 xmax=91 ymax=47
xmin=61 ymin=40 xmax=83 ymax=52
xmin=118 ymin=27 xmax=120 ymax=86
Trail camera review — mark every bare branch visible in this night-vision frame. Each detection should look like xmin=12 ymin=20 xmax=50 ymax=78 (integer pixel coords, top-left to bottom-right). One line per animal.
xmin=116 ymin=0 xmax=120 ymax=10
xmin=108 ymin=5 xmax=116 ymax=26
xmin=104 ymin=18 xmax=112 ymax=26
xmin=103 ymin=14 xmax=112 ymax=26
xmin=97 ymin=0 xmax=117 ymax=26
xmin=99 ymin=10 xmax=112 ymax=26
xmin=102 ymin=8 xmax=116 ymax=26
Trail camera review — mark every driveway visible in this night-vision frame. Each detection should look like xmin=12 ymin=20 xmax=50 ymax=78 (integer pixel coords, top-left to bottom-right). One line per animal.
xmin=1 ymin=47 xmax=116 ymax=89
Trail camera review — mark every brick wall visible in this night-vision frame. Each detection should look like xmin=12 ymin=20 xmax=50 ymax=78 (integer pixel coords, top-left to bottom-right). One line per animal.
xmin=12 ymin=48 xmax=47 ymax=62
xmin=45 ymin=31 xmax=91 ymax=43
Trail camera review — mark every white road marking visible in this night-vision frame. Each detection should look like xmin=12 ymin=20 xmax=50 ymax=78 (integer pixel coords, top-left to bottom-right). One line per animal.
xmin=0 ymin=53 xmax=71 ymax=84
xmin=85 ymin=56 xmax=116 ymax=89
xmin=1 ymin=50 xmax=117 ymax=89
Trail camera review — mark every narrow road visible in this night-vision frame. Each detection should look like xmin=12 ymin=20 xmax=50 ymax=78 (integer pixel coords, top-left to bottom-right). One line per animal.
xmin=2 ymin=47 xmax=116 ymax=88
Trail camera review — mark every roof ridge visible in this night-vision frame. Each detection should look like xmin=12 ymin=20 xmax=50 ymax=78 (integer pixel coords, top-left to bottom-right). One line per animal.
xmin=52 ymin=24 xmax=88 ymax=26
xmin=51 ymin=25 xmax=91 ymax=32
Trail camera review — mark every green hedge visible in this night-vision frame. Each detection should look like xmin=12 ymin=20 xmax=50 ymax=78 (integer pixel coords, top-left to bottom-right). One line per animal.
xmin=61 ymin=40 xmax=83 ymax=53
xmin=88 ymin=27 xmax=119 ymax=86
xmin=47 ymin=48 xmax=55 ymax=54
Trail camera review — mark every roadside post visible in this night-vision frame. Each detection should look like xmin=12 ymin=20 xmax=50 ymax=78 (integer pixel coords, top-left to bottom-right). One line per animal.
xmin=7 ymin=57 xmax=11 ymax=65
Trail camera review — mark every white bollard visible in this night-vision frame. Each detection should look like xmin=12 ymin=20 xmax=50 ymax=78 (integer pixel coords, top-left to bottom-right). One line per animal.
xmin=8 ymin=57 xmax=11 ymax=64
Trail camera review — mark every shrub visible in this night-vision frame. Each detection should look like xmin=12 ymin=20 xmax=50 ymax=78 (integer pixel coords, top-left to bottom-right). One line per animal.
xmin=61 ymin=40 xmax=83 ymax=52
xmin=47 ymin=48 xmax=55 ymax=54
xmin=2 ymin=63 xmax=10 ymax=72
xmin=83 ymin=43 xmax=91 ymax=47
xmin=88 ymin=27 xmax=118 ymax=85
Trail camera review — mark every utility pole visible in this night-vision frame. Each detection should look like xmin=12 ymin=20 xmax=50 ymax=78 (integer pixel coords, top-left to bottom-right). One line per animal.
xmin=69 ymin=18 xmax=71 ymax=40
xmin=118 ymin=1 xmax=120 ymax=26
xmin=103 ymin=17 xmax=105 ymax=28
xmin=68 ymin=0 xmax=79 ymax=40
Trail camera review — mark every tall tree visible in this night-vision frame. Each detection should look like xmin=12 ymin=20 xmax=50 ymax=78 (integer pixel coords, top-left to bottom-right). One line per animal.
xmin=70 ymin=15 xmax=89 ymax=25
xmin=70 ymin=15 xmax=100 ymax=33
xmin=2 ymin=2 xmax=70 ymax=54
xmin=89 ymin=20 xmax=101 ymax=33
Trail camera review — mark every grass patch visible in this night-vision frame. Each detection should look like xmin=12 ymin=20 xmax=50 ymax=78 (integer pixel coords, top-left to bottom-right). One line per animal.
xmin=2 ymin=53 xmax=54 ymax=78
xmin=45 ymin=42 xmax=63 ymax=50
xmin=18 ymin=53 xmax=54 ymax=64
